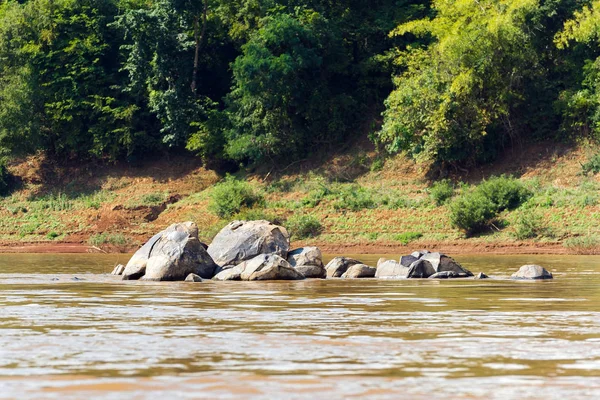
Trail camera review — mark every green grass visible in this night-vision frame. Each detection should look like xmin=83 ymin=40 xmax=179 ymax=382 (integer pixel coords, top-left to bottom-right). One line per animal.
xmin=393 ymin=232 xmax=423 ymax=245
xmin=88 ymin=233 xmax=130 ymax=247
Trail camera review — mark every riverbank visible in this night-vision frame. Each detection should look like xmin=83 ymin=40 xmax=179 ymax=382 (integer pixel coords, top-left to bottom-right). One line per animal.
xmin=1 ymin=140 xmax=599 ymax=256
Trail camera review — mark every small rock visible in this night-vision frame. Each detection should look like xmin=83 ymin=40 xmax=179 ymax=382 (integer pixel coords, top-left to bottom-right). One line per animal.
xmin=411 ymin=250 xmax=430 ymax=259
xmin=111 ymin=264 xmax=125 ymax=275
xmin=511 ymin=265 xmax=553 ymax=280
xmin=184 ymin=273 xmax=203 ymax=282
xmin=240 ymin=254 xmax=304 ymax=281
xmin=420 ymin=252 xmax=473 ymax=277
xmin=341 ymin=264 xmax=376 ymax=279
xmin=296 ymin=264 xmax=327 ymax=279
xmin=288 ymin=247 xmax=325 ymax=278
xmin=475 ymin=272 xmax=489 ymax=279
xmin=212 ymin=264 xmax=244 ymax=281
xmin=325 ymin=257 xmax=362 ymax=278
xmin=71 ymin=277 xmax=84 ymax=281
xmin=51 ymin=277 xmax=59 ymax=281
xmin=428 ymin=271 xmax=458 ymax=279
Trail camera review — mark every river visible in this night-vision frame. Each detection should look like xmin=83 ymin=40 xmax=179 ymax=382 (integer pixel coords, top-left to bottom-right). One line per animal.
xmin=1 ymin=253 xmax=599 ymax=399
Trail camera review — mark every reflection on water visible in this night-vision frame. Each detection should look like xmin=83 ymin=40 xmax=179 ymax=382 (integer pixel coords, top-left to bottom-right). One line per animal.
xmin=1 ymin=254 xmax=599 ymax=399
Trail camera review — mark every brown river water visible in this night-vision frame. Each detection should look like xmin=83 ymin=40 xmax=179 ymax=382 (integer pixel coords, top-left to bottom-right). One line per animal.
xmin=1 ymin=253 xmax=599 ymax=399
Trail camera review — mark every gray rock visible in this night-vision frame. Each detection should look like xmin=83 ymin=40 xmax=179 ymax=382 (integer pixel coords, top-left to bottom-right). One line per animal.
xmin=207 ymin=220 xmax=290 ymax=267
xmin=429 ymin=271 xmax=459 ymax=279
xmin=411 ymin=250 xmax=430 ymax=259
xmin=377 ymin=258 xmax=388 ymax=268
xmin=122 ymin=230 xmax=164 ymax=280
xmin=406 ymin=259 xmax=436 ymax=278
xmin=288 ymin=247 xmax=325 ymax=278
xmin=475 ymin=272 xmax=489 ymax=279
xmin=124 ymin=222 xmax=217 ymax=281
xmin=420 ymin=252 xmax=473 ymax=277
xmin=212 ymin=264 xmax=244 ymax=281
xmin=341 ymin=264 xmax=376 ymax=279
xmin=511 ymin=265 xmax=553 ymax=280
xmin=111 ymin=264 xmax=125 ymax=276
xmin=375 ymin=260 xmax=409 ymax=279
xmin=240 ymin=254 xmax=304 ymax=281
xmin=400 ymin=255 xmax=419 ymax=267
xmin=185 ymin=273 xmax=204 ymax=282
xmin=325 ymin=257 xmax=362 ymax=278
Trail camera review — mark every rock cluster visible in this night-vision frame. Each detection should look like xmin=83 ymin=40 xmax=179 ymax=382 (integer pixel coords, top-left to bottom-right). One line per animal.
xmin=110 ymin=220 xmax=554 ymax=282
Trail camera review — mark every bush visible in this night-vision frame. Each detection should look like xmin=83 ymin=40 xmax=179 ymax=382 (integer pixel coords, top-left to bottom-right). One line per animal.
xmin=449 ymin=176 xmax=532 ymax=235
xmin=563 ymin=235 xmax=600 ymax=254
xmin=0 ymin=162 xmax=14 ymax=196
xmin=582 ymin=153 xmax=600 ymax=176
xmin=285 ymin=214 xmax=323 ymax=240
xmin=477 ymin=176 xmax=532 ymax=212
xmin=449 ymin=192 xmax=497 ymax=234
xmin=429 ymin=179 xmax=455 ymax=206
xmin=209 ymin=176 xmax=264 ymax=218
xmin=333 ymin=185 xmax=376 ymax=211
xmin=512 ymin=209 xmax=549 ymax=240
xmin=88 ymin=233 xmax=130 ymax=247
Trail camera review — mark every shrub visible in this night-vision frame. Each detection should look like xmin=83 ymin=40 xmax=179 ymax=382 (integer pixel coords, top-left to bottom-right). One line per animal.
xmin=0 ymin=162 xmax=14 ymax=196
xmin=394 ymin=232 xmax=423 ymax=245
xmin=449 ymin=192 xmax=497 ymax=234
xmin=449 ymin=176 xmax=531 ymax=235
xmin=429 ymin=179 xmax=455 ymax=206
xmin=285 ymin=214 xmax=323 ymax=239
xmin=582 ymin=153 xmax=600 ymax=176
xmin=209 ymin=176 xmax=264 ymax=218
xmin=512 ymin=209 xmax=549 ymax=240
xmin=477 ymin=176 xmax=532 ymax=212
xmin=333 ymin=185 xmax=376 ymax=211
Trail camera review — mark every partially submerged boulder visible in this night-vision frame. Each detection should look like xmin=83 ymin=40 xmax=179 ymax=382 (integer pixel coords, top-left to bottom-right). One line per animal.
xmin=111 ymin=264 xmax=125 ymax=276
xmin=240 ymin=254 xmax=304 ymax=281
xmin=341 ymin=264 xmax=376 ymax=279
xmin=511 ymin=265 xmax=553 ymax=280
xmin=123 ymin=222 xmax=217 ymax=281
xmin=185 ymin=273 xmax=204 ymax=282
xmin=419 ymin=252 xmax=473 ymax=278
xmin=429 ymin=271 xmax=458 ymax=279
xmin=325 ymin=257 xmax=362 ymax=278
xmin=287 ymin=247 xmax=326 ymax=278
xmin=406 ymin=259 xmax=435 ymax=278
xmin=207 ymin=220 xmax=290 ymax=267
xmin=212 ymin=264 xmax=244 ymax=281
xmin=375 ymin=259 xmax=409 ymax=279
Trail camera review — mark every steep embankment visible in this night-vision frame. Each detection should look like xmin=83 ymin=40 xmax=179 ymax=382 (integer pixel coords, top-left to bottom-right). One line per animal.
xmin=1 ymin=141 xmax=599 ymax=255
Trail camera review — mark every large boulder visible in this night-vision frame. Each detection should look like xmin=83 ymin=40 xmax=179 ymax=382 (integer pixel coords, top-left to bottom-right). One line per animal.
xmin=406 ymin=259 xmax=435 ymax=278
xmin=375 ymin=260 xmax=409 ymax=279
xmin=240 ymin=254 xmax=304 ymax=281
xmin=325 ymin=257 xmax=362 ymax=278
xmin=207 ymin=220 xmax=290 ymax=267
xmin=511 ymin=265 xmax=553 ymax=280
xmin=123 ymin=222 xmax=217 ymax=281
xmin=420 ymin=252 xmax=473 ymax=277
xmin=341 ymin=264 xmax=376 ymax=279
xmin=287 ymin=247 xmax=325 ymax=278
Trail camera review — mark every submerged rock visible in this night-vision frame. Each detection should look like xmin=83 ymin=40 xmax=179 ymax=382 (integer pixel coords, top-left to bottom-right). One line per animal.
xmin=419 ymin=252 xmax=473 ymax=277
xmin=511 ymin=265 xmax=553 ymax=280
xmin=341 ymin=264 xmax=376 ymax=279
xmin=325 ymin=257 xmax=362 ymax=278
xmin=375 ymin=260 xmax=409 ymax=279
xmin=287 ymin=247 xmax=325 ymax=278
xmin=207 ymin=220 xmax=290 ymax=267
xmin=184 ymin=273 xmax=204 ymax=282
xmin=123 ymin=222 xmax=217 ymax=281
xmin=475 ymin=272 xmax=489 ymax=279
xmin=428 ymin=271 xmax=458 ymax=279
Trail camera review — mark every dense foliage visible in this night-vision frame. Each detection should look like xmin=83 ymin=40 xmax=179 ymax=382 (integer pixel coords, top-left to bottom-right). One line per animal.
xmin=0 ymin=0 xmax=599 ymax=169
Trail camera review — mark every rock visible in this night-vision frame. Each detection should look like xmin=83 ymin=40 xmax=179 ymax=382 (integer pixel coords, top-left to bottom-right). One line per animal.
xmin=185 ymin=273 xmax=204 ymax=282
xmin=400 ymin=255 xmax=419 ymax=267
xmin=325 ymin=257 xmax=362 ymax=278
xmin=475 ymin=272 xmax=489 ymax=279
xmin=71 ymin=277 xmax=84 ymax=281
xmin=428 ymin=271 xmax=459 ymax=279
xmin=406 ymin=259 xmax=436 ymax=278
xmin=377 ymin=258 xmax=388 ymax=267
xmin=122 ymin=230 xmax=164 ymax=280
xmin=207 ymin=220 xmax=290 ymax=267
xmin=240 ymin=254 xmax=304 ymax=281
xmin=411 ymin=250 xmax=430 ymax=259
xmin=288 ymin=247 xmax=326 ymax=278
xmin=341 ymin=264 xmax=376 ymax=279
xmin=212 ymin=264 xmax=244 ymax=281
xmin=420 ymin=252 xmax=473 ymax=277
xmin=511 ymin=265 xmax=553 ymax=280
xmin=111 ymin=264 xmax=125 ymax=275
xmin=375 ymin=260 xmax=409 ymax=279
xmin=124 ymin=222 xmax=218 ymax=281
